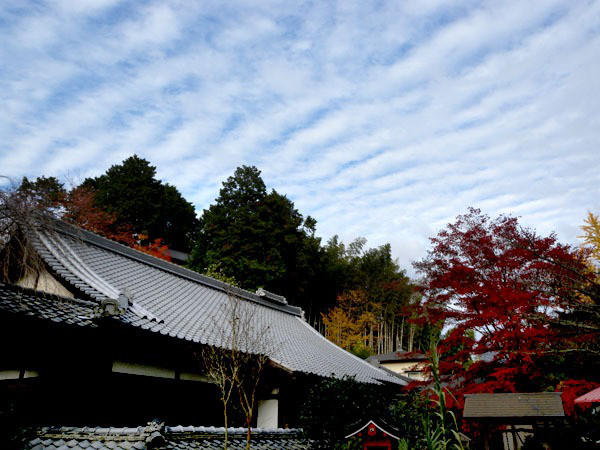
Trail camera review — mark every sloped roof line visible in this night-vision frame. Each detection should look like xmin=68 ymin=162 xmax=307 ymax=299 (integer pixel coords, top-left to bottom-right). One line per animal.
xmin=344 ymin=420 xmax=400 ymax=440
xmin=36 ymin=230 xmax=120 ymax=300
xmin=297 ymin=317 xmax=405 ymax=385
xmin=0 ymin=281 xmax=403 ymax=384
xmin=52 ymin=221 xmax=303 ymax=316
xmin=575 ymin=386 xmax=600 ymax=403
xmin=18 ymin=221 xmax=404 ymax=385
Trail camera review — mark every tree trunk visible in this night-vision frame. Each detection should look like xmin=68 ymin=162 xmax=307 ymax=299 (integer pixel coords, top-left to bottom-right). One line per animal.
xmin=245 ymin=416 xmax=252 ymax=450
xmin=223 ymin=402 xmax=229 ymax=450
xmin=399 ymin=316 xmax=405 ymax=351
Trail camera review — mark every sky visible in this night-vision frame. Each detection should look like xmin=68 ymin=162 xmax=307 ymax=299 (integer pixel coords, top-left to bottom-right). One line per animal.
xmin=1 ymin=0 xmax=599 ymax=274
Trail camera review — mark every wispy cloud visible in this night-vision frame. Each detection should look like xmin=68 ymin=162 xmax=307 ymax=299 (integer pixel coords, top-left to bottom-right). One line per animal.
xmin=1 ymin=0 xmax=599 ymax=273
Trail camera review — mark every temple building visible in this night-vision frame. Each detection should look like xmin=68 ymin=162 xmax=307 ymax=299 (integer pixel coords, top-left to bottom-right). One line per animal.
xmin=0 ymin=219 xmax=402 ymax=445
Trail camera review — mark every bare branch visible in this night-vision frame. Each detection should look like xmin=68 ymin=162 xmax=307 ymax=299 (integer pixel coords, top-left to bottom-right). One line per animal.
xmin=200 ymin=290 xmax=280 ymax=449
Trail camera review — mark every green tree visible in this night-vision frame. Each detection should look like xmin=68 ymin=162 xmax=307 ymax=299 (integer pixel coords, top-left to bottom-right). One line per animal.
xmin=18 ymin=176 xmax=66 ymax=211
xmin=320 ymin=236 xmax=418 ymax=354
xmin=82 ymin=155 xmax=197 ymax=250
xmin=188 ymin=166 xmax=321 ymax=307
xmin=300 ymin=376 xmax=400 ymax=449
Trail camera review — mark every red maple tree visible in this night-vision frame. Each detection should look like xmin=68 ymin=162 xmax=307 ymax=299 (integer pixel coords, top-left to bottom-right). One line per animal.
xmin=133 ymin=235 xmax=172 ymax=262
xmin=63 ymin=186 xmax=171 ymax=262
xmin=64 ymin=186 xmax=136 ymax=245
xmin=411 ymin=208 xmax=599 ymax=415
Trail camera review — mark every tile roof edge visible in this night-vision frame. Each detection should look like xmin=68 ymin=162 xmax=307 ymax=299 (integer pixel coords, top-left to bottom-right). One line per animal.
xmin=295 ymin=317 xmax=407 ymax=386
xmin=50 ymin=220 xmax=303 ymax=317
xmin=166 ymin=426 xmax=303 ymax=434
xmin=463 ymin=392 xmax=563 ymax=397
xmin=0 ymin=282 xmax=98 ymax=308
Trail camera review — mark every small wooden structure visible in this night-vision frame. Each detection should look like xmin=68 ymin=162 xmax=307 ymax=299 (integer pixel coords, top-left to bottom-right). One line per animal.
xmin=345 ymin=420 xmax=400 ymax=450
xmin=463 ymin=393 xmax=565 ymax=450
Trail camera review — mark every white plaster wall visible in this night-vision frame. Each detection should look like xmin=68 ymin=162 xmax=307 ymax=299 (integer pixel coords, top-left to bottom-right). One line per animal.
xmin=381 ymin=361 xmax=428 ymax=380
xmin=257 ymin=399 xmax=278 ymax=429
xmin=0 ymin=370 xmax=39 ymax=379
xmin=112 ymin=361 xmax=175 ymax=379
xmin=18 ymin=270 xmax=74 ymax=298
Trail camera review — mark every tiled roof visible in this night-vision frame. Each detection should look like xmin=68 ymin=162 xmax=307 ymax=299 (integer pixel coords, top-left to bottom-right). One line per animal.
xmin=575 ymin=386 xmax=600 ymax=404
xmin=165 ymin=426 xmax=311 ymax=449
xmin=0 ymin=282 xmax=99 ymax=328
xmin=463 ymin=393 xmax=565 ymax=418
xmin=10 ymin=222 xmax=403 ymax=385
xmin=26 ymin=424 xmax=311 ymax=450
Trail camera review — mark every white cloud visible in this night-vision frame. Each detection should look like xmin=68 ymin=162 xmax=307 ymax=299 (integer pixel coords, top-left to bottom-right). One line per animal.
xmin=1 ymin=0 xmax=599 ymax=276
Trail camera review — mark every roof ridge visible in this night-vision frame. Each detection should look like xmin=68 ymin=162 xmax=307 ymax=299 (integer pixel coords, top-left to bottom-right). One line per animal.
xmin=50 ymin=220 xmax=303 ymax=316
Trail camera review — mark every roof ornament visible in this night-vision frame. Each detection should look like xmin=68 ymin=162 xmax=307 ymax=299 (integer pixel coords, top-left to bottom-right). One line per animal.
xmin=97 ymin=293 xmax=129 ymax=317
xmin=256 ymin=288 xmax=288 ymax=305
xmin=145 ymin=420 xmax=166 ymax=449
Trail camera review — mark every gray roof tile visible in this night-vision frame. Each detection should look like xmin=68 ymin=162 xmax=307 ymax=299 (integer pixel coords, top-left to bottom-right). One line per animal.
xmin=463 ymin=392 xmax=565 ymax=418
xmin=0 ymin=283 xmax=99 ymax=328
xmin=8 ymin=222 xmax=403 ymax=385
xmin=27 ymin=424 xmax=312 ymax=450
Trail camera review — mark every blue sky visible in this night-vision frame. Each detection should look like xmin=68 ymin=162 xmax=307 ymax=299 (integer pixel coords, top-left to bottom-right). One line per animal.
xmin=1 ymin=0 xmax=599 ymax=273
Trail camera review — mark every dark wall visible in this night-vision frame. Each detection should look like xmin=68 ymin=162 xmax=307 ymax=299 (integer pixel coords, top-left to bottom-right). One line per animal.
xmin=0 ymin=313 xmax=317 ymax=432
xmin=0 ymin=315 xmax=254 ymax=428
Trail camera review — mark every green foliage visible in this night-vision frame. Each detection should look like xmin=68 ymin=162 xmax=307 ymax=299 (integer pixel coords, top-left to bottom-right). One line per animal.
xmin=300 ymin=376 xmax=400 ymax=449
xmin=391 ymin=339 xmax=468 ymax=450
xmin=350 ymin=344 xmax=372 ymax=359
xmin=189 ymin=165 xmax=418 ymax=328
xmin=418 ymin=340 xmax=466 ymax=450
xmin=18 ymin=176 xmax=66 ymax=211
xmin=204 ymin=262 xmax=239 ymax=286
xmin=321 ymin=236 xmax=429 ymax=355
xmin=423 ymin=340 xmax=466 ymax=450
xmin=398 ymin=438 xmax=410 ymax=450
xmin=83 ymin=155 xmax=197 ymax=250
xmin=188 ymin=166 xmax=323 ymax=308
xmin=389 ymin=390 xmax=431 ymax=447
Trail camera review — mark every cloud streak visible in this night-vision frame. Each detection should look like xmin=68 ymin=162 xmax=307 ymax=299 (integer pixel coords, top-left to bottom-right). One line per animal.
xmin=1 ymin=0 xmax=599 ymax=274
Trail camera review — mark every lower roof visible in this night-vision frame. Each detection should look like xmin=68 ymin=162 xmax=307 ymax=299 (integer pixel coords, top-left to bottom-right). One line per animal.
xmin=575 ymin=386 xmax=600 ymax=404
xmin=26 ymin=423 xmax=311 ymax=450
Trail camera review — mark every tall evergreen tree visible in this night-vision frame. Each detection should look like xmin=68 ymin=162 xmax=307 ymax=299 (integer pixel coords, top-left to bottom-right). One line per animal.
xmin=18 ymin=176 xmax=66 ymax=211
xmin=82 ymin=155 xmax=197 ymax=251
xmin=188 ymin=166 xmax=321 ymax=307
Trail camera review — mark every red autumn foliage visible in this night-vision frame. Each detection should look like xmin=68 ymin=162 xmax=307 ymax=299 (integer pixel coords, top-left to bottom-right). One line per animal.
xmin=411 ymin=208 xmax=598 ymax=416
xmin=134 ymin=236 xmax=172 ymax=262
xmin=556 ymin=379 xmax=600 ymax=418
xmin=63 ymin=186 xmax=172 ymax=262
xmin=63 ymin=186 xmax=136 ymax=245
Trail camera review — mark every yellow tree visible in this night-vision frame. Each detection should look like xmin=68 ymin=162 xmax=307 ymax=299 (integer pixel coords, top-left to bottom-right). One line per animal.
xmin=578 ymin=212 xmax=600 ymax=309
xmin=323 ymin=289 xmax=383 ymax=354
xmin=580 ymin=212 xmax=600 ymax=264
xmin=321 ymin=306 xmax=362 ymax=350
